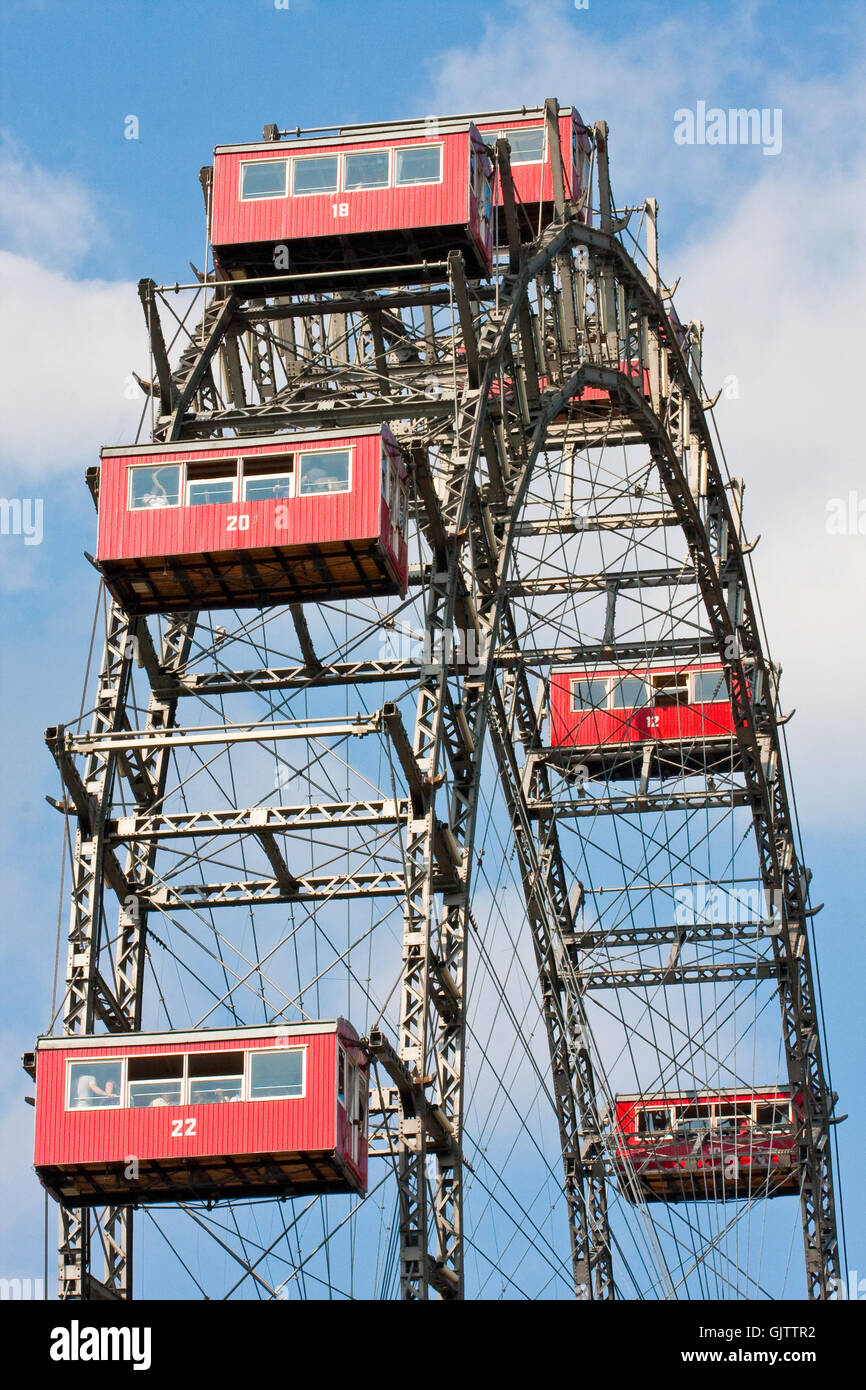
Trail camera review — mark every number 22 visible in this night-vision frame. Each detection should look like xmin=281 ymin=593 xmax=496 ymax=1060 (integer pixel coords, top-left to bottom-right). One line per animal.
xmin=171 ymin=1118 xmax=196 ymax=1137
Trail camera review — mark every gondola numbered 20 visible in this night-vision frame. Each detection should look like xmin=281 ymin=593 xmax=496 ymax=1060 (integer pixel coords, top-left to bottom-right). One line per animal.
xmin=89 ymin=424 xmax=409 ymax=615
xmin=24 ymin=1021 xmax=369 ymax=1207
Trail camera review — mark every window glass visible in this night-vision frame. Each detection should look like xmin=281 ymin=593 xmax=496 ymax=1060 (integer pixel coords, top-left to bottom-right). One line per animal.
xmin=241 ymin=160 xmax=287 ymax=200
xmin=249 ymin=1049 xmax=304 ymax=1101
xmin=504 ymin=127 xmax=545 ymax=163
xmin=611 ymin=676 xmax=648 ymax=709
xmin=128 ymin=1079 xmax=183 ymax=1109
xmin=187 ymin=479 xmax=236 ymax=507
xmin=128 ymin=465 xmax=181 ymax=511
xmin=298 ymin=449 xmax=350 ymax=495
xmin=717 ymin=1103 xmax=752 ymax=1130
xmin=243 ymin=473 xmax=293 ymax=502
xmin=292 ymin=156 xmax=339 ymax=195
xmin=651 ymin=673 xmax=689 ymax=706
xmin=127 ymin=1055 xmax=183 ymax=1109
xmin=344 ymin=150 xmax=389 ymax=190
xmin=394 ymin=145 xmax=441 ymax=185
xmin=693 ymin=669 xmax=727 ymax=703
xmin=755 ymin=1103 xmax=790 ymax=1129
xmin=637 ymin=1108 xmax=670 ymax=1134
xmin=188 ymin=1051 xmax=244 ymax=1104
xmin=677 ymin=1105 xmax=713 ymax=1132
xmin=571 ymin=677 xmax=608 ymax=711
xmin=68 ymin=1060 xmax=122 ymax=1109
xmin=337 ymin=1048 xmax=347 ymax=1106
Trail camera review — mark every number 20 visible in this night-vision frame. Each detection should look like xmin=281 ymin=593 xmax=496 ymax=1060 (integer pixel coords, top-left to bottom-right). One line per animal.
xmin=171 ymin=1118 xmax=196 ymax=1137
xmin=227 ymin=515 xmax=250 ymax=531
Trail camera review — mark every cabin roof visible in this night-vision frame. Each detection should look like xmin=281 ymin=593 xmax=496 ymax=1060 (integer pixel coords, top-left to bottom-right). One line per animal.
xmin=214 ymin=106 xmax=584 ymax=157
xmin=35 ymin=1019 xmax=355 ymax=1051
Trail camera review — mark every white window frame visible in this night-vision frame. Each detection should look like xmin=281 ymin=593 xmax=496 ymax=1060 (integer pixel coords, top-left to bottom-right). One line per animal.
xmin=238 ymin=158 xmax=289 ymax=202
xmin=570 ymin=676 xmax=610 ymax=712
xmin=392 ymin=141 xmax=444 ymax=188
xmin=125 ymin=1049 xmax=186 ymax=1110
xmin=498 ymin=124 xmax=547 ymax=166
xmin=65 ymin=1057 xmax=126 ymax=1112
xmin=185 ymin=472 xmax=239 ymax=508
xmin=291 ymin=153 xmax=340 ymax=198
xmin=127 ymin=463 xmax=182 ymax=513
xmin=341 ymin=146 xmax=392 ymax=192
xmin=295 ymin=445 xmax=353 ymax=498
xmin=690 ymin=666 xmax=727 ymax=704
xmin=241 ymin=470 xmax=296 ymax=503
xmin=246 ymin=1046 xmax=307 ymax=1103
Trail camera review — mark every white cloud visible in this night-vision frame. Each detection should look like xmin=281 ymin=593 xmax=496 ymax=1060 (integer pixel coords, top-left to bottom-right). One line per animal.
xmin=0 ymin=141 xmax=146 ymax=480
xmin=424 ymin=2 xmax=866 ymax=820
xmin=0 ymin=134 xmax=102 ymax=270
xmin=0 ymin=251 xmax=143 ymax=477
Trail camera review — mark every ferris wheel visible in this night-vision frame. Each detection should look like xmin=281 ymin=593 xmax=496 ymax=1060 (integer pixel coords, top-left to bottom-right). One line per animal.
xmin=28 ymin=99 xmax=843 ymax=1301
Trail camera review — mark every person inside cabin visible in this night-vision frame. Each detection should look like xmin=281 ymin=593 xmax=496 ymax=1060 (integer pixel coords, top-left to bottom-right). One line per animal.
xmin=75 ymin=1073 xmax=120 ymax=1108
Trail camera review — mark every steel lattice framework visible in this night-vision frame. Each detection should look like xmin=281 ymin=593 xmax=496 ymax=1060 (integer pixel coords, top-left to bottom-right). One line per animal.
xmin=44 ymin=102 xmax=841 ymax=1301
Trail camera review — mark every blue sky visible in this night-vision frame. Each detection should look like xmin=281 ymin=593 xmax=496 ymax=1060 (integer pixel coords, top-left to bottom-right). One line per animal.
xmin=1 ymin=0 xmax=864 ymax=1295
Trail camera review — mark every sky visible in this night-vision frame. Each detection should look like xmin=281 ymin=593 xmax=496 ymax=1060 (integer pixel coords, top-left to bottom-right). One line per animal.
xmin=0 ymin=0 xmax=864 ymax=1296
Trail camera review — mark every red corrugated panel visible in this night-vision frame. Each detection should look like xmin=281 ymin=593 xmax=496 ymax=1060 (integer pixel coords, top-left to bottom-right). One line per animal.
xmin=97 ymin=431 xmax=383 ymax=565
xmin=549 ymin=663 xmax=735 ymax=748
xmin=35 ymin=1030 xmax=339 ymax=1168
xmin=212 ymin=130 xmax=471 ymax=249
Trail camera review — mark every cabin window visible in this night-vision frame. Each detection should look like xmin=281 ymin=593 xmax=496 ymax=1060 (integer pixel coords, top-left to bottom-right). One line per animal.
xmin=394 ymin=144 xmax=442 ymax=185
xmin=717 ymin=1102 xmax=753 ymax=1131
xmin=611 ymin=676 xmax=648 ymax=709
xmin=755 ymin=1102 xmax=790 ymax=1130
xmin=67 ymin=1059 xmax=122 ymax=1110
xmin=292 ymin=155 xmax=339 ymax=195
xmin=692 ymin=669 xmax=727 ymax=703
xmin=344 ymin=150 xmax=389 ymax=190
xmin=503 ymin=126 xmax=545 ymax=164
xmin=297 ymin=448 xmax=350 ymax=495
xmin=650 ymin=673 xmax=689 ymax=707
xmin=337 ymin=1047 xmax=347 ymax=1106
xmin=187 ymin=1051 xmax=244 ymax=1105
xmin=128 ymin=464 xmax=181 ymax=511
xmin=186 ymin=460 xmax=238 ymax=507
xmin=249 ymin=1048 xmax=304 ymax=1101
xmin=677 ymin=1104 xmax=713 ymax=1132
xmin=127 ymin=1055 xmax=184 ymax=1109
xmin=571 ymin=677 xmax=608 ymax=711
xmin=240 ymin=160 xmax=288 ymax=200
xmin=242 ymin=455 xmax=295 ymax=502
xmin=637 ymin=1108 xmax=670 ymax=1134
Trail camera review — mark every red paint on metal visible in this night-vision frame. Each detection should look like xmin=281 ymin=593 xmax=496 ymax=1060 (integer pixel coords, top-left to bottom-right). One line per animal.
xmin=211 ymin=125 xmax=492 ymax=277
xmin=476 ymin=110 xmax=593 ymax=225
xmin=549 ymin=662 xmax=737 ymax=750
xmin=95 ymin=425 xmax=408 ymax=610
xmin=611 ymin=1088 xmax=800 ymax=1201
xmin=33 ymin=1021 xmax=368 ymax=1201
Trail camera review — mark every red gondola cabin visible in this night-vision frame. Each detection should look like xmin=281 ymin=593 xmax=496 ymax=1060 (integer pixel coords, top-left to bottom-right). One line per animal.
xmin=549 ymin=659 xmax=739 ymax=778
xmin=27 ymin=1020 xmax=369 ymax=1207
xmin=614 ymin=1086 xmax=800 ymax=1203
xmin=210 ymin=121 xmax=494 ymax=292
xmin=474 ymin=107 xmax=593 ymax=233
xmin=92 ymin=425 xmax=409 ymax=615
